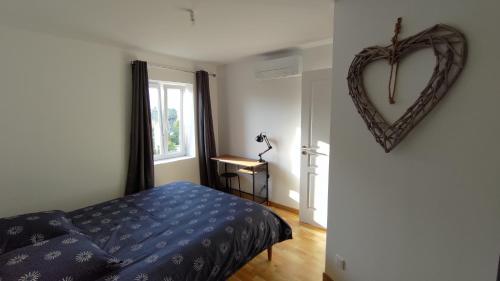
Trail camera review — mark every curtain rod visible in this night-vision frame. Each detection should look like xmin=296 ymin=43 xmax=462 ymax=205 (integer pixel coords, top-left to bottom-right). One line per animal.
xmin=130 ymin=61 xmax=216 ymax=78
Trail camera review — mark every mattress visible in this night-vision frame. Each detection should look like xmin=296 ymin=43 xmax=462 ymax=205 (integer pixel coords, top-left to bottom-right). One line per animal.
xmin=68 ymin=181 xmax=292 ymax=281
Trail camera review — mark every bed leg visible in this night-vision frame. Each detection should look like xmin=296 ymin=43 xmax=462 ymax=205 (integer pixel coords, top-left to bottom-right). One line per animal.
xmin=267 ymin=246 xmax=272 ymax=261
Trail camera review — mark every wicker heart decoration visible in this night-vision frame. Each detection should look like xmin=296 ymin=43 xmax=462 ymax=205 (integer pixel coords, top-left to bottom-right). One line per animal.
xmin=347 ymin=23 xmax=467 ymax=152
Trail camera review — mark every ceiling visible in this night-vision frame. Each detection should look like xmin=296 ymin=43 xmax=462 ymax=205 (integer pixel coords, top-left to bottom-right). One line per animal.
xmin=0 ymin=0 xmax=333 ymax=63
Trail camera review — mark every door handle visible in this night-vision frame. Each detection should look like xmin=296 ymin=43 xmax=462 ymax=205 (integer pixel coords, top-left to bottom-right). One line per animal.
xmin=301 ymin=150 xmax=327 ymax=156
xmin=301 ymin=145 xmax=318 ymax=151
xmin=301 ymin=146 xmax=327 ymax=156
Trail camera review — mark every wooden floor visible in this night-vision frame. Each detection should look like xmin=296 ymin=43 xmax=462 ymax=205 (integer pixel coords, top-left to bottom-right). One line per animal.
xmin=229 ymin=207 xmax=326 ymax=281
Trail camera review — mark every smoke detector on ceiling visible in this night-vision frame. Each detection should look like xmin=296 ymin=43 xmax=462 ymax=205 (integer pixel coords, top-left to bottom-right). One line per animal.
xmin=180 ymin=8 xmax=196 ymax=25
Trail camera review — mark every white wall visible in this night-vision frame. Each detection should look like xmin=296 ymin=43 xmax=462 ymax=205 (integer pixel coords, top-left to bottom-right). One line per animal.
xmin=218 ymin=44 xmax=332 ymax=209
xmin=326 ymin=1 xmax=500 ymax=281
xmin=0 ymin=25 xmax=218 ymax=217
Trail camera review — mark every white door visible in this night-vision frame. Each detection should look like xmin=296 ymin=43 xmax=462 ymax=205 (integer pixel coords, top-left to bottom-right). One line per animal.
xmin=300 ymin=68 xmax=332 ymax=229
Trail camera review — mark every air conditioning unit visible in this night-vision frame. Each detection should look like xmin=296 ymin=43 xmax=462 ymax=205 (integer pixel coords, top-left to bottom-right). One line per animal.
xmin=254 ymin=55 xmax=303 ymax=80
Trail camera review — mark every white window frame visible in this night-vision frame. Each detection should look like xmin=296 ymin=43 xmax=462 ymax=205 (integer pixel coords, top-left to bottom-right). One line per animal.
xmin=150 ymin=80 xmax=187 ymax=161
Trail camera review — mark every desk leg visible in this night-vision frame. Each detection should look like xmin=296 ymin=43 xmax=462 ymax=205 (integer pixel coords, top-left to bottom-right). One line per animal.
xmin=252 ymin=167 xmax=255 ymax=202
xmin=266 ymin=163 xmax=270 ymax=206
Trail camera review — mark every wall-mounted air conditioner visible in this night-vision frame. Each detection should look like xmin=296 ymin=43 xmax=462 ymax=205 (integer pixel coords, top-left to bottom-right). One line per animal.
xmin=254 ymin=55 xmax=303 ymax=80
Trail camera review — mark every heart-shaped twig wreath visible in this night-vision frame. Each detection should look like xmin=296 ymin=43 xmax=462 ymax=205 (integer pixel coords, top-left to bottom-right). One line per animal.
xmin=347 ymin=19 xmax=467 ymax=152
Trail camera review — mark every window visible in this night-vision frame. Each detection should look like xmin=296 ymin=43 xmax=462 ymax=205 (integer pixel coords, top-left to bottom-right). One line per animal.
xmin=149 ymin=80 xmax=194 ymax=161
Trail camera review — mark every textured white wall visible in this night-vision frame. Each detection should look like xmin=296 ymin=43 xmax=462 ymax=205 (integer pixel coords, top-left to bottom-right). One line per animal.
xmin=218 ymin=45 xmax=332 ymax=209
xmin=0 ymin=25 xmax=218 ymax=217
xmin=326 ymin=1 xmax=500 ymax=281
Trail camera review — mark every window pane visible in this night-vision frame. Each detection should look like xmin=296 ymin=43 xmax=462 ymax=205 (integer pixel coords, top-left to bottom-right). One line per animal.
xmin=166 ymin=88 xmax=181 ymax=153
xmin=149 ymin=86 xmax=163 ymax=156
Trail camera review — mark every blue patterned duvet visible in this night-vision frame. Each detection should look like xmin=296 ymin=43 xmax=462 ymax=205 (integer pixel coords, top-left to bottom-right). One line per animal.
xmin=69 ymin=181 xmax=292 ymax=281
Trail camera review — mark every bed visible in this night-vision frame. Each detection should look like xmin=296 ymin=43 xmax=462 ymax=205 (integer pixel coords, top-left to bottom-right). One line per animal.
xmin=0 ymin=181 xmax=292 ymax=281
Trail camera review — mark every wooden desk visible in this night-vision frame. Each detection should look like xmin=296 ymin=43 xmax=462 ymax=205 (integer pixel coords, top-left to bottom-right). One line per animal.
xmin=211 ymin=155 xmax=269 ymax=205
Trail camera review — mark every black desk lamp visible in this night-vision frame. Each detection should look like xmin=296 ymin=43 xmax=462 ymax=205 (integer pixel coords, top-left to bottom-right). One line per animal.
xmin=256 ymin=132 xmax=272 ymax=162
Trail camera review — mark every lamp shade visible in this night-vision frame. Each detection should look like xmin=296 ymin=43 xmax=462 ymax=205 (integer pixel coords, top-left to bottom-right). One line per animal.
xmin=256 ymin=133 xmax=265 ymax=142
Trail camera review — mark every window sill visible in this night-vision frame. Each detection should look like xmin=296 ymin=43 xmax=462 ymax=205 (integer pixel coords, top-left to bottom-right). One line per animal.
xmin=154 ymin=155 xmax=196 ymax=166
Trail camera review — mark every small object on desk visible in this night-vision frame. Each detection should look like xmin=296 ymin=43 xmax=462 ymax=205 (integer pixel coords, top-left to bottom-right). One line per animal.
xmin=211 ymin=155 xmax=270 ymax=205
xmin=255 ymin=132 xmax=272 ymax=162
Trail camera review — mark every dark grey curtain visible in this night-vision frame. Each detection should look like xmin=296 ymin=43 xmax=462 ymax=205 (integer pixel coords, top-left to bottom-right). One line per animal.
xmin=196 ymin=71 xmax=218 ymax=188
xmin=125 ymin=60 xmax=154 ymax=195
